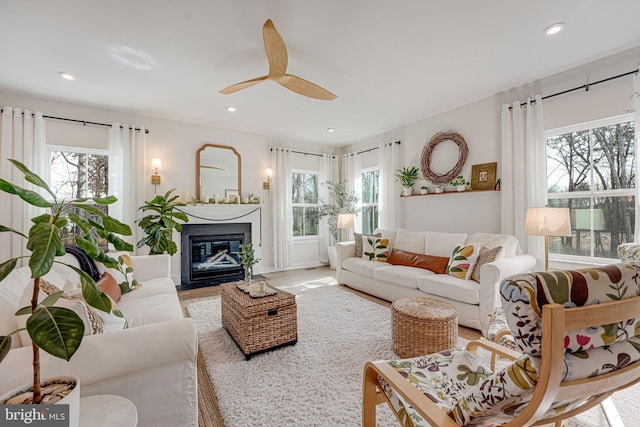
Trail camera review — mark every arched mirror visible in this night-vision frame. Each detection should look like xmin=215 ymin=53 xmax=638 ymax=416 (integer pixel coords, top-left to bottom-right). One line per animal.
xmin=196 ymin=144 xmax=241 ymax=200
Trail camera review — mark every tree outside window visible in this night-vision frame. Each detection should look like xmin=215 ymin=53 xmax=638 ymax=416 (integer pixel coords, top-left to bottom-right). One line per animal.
xmin=546 ymin=115 xmax=635 ymax=259
xmin=292 ymin=171 xmax=319 ymax=237
xmin=49 ymin=147 xmax=110 ymax=249
xmin=361 ymin=168 xmax=379 ymax=234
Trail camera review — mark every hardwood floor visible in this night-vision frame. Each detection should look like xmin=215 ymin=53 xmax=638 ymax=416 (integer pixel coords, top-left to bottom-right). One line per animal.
xmin=178 ymin=265 xmax=481 ymax=427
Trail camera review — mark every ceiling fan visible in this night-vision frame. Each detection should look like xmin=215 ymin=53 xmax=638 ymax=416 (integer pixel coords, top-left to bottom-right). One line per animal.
xmin=219 ymin=19 xmax=337 ymax=101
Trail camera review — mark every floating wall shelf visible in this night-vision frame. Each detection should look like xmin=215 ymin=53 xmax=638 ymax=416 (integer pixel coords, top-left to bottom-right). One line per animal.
xmin=401 ymin=189 xmax=499 ymax=198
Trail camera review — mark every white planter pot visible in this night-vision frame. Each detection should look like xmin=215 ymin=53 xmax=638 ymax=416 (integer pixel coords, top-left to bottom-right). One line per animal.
xmin=434 ymin=187 xmax=444 ymax=194
xmin=457 ymin=186 xmax=466 ymax=192
xmin=402 ymin=187 xmax=413 ymax=196
xmin=0 ymin=375 xmax=80 ymax=427
xmin=420 ymin=188 xmax=429 ymax=195
xmin=328 ymin=245 xmax=337 ymax=270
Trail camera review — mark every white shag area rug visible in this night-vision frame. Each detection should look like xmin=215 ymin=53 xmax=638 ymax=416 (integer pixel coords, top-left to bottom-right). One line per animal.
xmin=188 ymin=284 xmax=638 ymax=427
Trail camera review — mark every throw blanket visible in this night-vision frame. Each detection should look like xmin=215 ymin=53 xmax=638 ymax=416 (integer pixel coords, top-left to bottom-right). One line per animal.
xmin=64 ymin=245 xmax=101 ymax=282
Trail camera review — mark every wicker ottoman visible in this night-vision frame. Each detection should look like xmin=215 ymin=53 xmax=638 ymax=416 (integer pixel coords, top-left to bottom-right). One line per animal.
xmin=391 ymin=297 xmax=458 ymax=358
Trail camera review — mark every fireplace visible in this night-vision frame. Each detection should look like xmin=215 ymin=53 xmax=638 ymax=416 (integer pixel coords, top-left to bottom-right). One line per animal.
xmin=181 ymin=223 xmax=251 ymax=287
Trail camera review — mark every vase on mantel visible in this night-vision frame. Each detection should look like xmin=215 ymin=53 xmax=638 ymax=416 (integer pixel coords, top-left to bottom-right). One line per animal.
xmin=244 ymin=268 xmax=252 ymax=284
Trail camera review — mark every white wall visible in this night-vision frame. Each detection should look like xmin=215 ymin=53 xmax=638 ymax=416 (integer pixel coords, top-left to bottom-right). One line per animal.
xmin=0 ymin=90 xmax=336 ymax=277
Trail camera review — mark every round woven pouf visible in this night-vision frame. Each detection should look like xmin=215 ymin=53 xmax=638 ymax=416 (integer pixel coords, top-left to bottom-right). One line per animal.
xmin=391 ymin=297 xmax=458 ymax=358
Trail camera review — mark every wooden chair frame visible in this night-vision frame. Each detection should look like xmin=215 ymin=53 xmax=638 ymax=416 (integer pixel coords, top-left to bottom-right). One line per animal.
xmin=363 ymin=295 xmax=640 ymax=427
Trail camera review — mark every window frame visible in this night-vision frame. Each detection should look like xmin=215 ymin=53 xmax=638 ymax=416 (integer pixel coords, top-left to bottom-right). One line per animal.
xmin=545 ymin=113 xmax=636 ymax=263
xmin=291 ymin=169 xmax=320 ymax=239
xmin=47 ymin=144 xmax=110 ymax=199
xmin=361 ymin=166 xmax=380 ymax=235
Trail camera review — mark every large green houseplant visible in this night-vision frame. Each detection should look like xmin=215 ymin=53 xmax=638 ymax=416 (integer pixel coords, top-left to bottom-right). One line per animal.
xmin=0 ymin=159 xmax=133 ymax=404
xmin=395 ymin=166 xmax=420 ymax=196
xmin=136 ymin=188 xmax=189 ymax=255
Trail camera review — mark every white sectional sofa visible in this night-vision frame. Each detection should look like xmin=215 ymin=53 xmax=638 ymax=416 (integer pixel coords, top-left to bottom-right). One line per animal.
xmin=0 ymin=254 xmax=198 ymax=427
xmin=336 ymin=229 xmax=536 ymax=333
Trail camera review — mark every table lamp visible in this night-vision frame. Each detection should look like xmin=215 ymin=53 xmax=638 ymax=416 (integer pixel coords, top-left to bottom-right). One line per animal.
xmin=337 ymin=213 xmax=355 ymax=242
xmin=524 ymin=207 xmax=571 ymax=271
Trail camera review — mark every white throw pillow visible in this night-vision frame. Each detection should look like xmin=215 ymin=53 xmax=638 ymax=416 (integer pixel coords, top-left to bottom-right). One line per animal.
xmin=393 ymin=229 xmax=426 ymax=254
xmin=425 ymin=231 xmax=469 ymax=257
xmin=466 ymin=233 xmax=519 ymax=257
xmin=374 ymin=228 xmax=398 ymax=251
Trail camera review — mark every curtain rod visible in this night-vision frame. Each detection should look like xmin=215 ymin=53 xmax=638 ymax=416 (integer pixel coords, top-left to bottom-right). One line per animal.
xmin=511 ymin=68 xmax=638 ymax=109
xmin=0 ymin=108 xmax=150 ymax=134
xmin=352 ymin=140 xmax=401 ymax=156
xmin=270 ymin=147 xmax=335 ymax=158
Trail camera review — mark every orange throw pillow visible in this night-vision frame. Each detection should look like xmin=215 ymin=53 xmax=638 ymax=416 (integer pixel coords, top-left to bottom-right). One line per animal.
xmin=97 ymin=271 xmax=122 ymax=303
xmin=387 ymin=249 xmax=449 ymax=274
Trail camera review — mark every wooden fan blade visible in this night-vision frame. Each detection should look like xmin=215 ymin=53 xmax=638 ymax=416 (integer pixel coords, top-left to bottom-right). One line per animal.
xmin=219 ymin=75 xmax=268 ymax=95
xmin=263 ymin=19 xmax=288 ymax=74
xmin=276 ymin=74 xmax=337 ymax=100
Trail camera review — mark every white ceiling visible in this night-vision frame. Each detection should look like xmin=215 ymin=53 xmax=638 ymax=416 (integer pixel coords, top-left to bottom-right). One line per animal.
xmin=2 ymin=1 xmax=640 ymax=146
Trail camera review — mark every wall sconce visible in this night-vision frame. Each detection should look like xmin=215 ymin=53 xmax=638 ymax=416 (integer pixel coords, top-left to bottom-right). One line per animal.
xmin=263 ymin=168 xmax=273 ymax=194
xmin=151 ymin=158 xmax=162 ymax=193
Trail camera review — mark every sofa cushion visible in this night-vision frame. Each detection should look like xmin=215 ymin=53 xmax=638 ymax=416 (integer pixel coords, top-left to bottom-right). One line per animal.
xmin=373 ymin=266 xmax=433 ymax=289
xmin=425 ymin=231 xmax=468 ymax=257
xmin=118 ymin=277 xmax=178 ymax=302
xmin=417 ymin=274 xmax=480 ymax=305
xmin=446 ymin=244 xmax=480 ymax=280
xmin=466 ymin=233 xmax=520 ymax=257
xmin=353 ymin=232 xmax=380 ymax=258
xmin=118 ymin=293 xmax=184 ymax=327
xmin=362 ymin=236 xmax=389 ymax=261
xmin=393 ymin=230 xmax=426 ymax=254
xmin=374 ymin=229 xmax=398 ymax=250
xmin=342 ymin=258 xmax=390 ymax=278
xmin=97 ymin=271 xmax=122 ymax=302
xmin=387 ymin=249 xmax=449 ymax=274
xmin=470 ymin=245 xmax=504 ymax=283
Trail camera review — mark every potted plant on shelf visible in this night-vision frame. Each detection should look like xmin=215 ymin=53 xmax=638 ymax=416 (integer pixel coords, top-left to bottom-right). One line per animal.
xmin=136 ymin=188 xmax=189 ymax=255
xmin=420 ymin=186 xmax=429 ymax=195
xmin=0 ymin=159 xmax=133 ymax=426
xmin=314 ymin=181 xmax=359 ymax=268
xmin=451 ymin=175 xmax=470 ymax=192
xmin=395 ymin=166 xmax=420 ymax=196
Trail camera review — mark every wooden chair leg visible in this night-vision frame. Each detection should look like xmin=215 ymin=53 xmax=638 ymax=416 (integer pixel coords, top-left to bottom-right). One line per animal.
xmin=363 ymin=364 xmax=380 ymax=427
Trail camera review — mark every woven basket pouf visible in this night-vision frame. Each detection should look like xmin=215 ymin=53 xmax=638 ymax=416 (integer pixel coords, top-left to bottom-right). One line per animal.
xmin=391 ymin=297 xmax=458 ymax=358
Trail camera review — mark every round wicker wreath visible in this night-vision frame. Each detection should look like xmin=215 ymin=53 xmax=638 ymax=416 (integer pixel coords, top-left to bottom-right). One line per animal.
xmin=421 ymin=131 xmax=468 ymax=185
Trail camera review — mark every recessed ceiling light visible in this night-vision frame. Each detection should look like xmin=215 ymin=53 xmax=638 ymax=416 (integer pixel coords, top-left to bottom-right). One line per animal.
xmin=327 ymin=128 xmax=335 ymax=133
xmin=226 ymin=106 xmax=237 ymax=112
xmin=544 ymin=22 xmax=565 ymax=36
xmin=59 ymin=72 xmax=75 ymax=81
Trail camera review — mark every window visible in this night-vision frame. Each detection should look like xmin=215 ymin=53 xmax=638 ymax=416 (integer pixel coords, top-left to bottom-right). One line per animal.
xmin=546 ymin=114 xmax=635 ymax=259
xmin=291 ymin=171 xmax=319 ymax=237
xmin=49 ymin=146 xmax=110 ymax=248
xmin=361 ymin=168 xmax=379 ymax=234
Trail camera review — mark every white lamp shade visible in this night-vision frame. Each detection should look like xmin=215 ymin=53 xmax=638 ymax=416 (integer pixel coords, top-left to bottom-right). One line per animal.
xmin=265 ymin=168 xmax=273 ymax=178
xmin=337 ymin=213 xmax=355 ymax=229
xmin=151 ymin=158 xmax=162 ymax=171
xmin=524 ymin=207 xmax=571 ymax=237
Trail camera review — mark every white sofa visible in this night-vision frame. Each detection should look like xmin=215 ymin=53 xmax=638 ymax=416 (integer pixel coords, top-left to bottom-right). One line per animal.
xmin=336 ymin=229 xmax=536 ymax=333
xmin=0 ymin=254 xmax=198 ymax=427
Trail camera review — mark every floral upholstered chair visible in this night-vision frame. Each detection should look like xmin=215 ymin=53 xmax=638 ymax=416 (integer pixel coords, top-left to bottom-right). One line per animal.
xmin=363 ymin=263 xmax=640 ymax=427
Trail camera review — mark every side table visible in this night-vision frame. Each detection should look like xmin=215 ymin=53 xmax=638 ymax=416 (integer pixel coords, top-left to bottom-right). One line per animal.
xmin=79 ymin=395 xmax=138 ymax=427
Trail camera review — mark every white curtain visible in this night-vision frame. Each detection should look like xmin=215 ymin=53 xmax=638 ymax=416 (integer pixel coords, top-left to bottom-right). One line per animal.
xmin=342 ymin=152 xmax=362 ymax=233
xmin=378 ymin=141 xmax=400 ymax=229
xmin=0 ymin=107 xmax=46 ymax=262
xmin=634 ymin=73 xmax=640 ymax=240
xmin=318 ymin=153 xmax=338 ymax=260
xmin=108 ymin=123 xmax=146 ymax=250
xmin=501 ymin=96 xmax=546 ymax=265
xmin=272 ymin=147 xmax=293 ymax=269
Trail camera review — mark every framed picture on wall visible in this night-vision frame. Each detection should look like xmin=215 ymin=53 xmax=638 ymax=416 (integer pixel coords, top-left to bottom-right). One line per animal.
xmin=471 ymin=162 xmax=497 ymax=191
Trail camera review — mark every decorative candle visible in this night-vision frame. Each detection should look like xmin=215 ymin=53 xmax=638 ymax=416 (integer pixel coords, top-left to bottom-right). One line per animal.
xmin=213 ymin=193 xmax=218 ymax=203
xmin=203 ymin=195 xmax=209 ymax=203
xmin=183 ymin=190 xmax=190 ymax=203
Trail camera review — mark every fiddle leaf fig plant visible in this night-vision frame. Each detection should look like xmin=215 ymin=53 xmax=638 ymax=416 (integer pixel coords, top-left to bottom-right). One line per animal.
xmin=136 ymin=188 xmax=189 ymax=255
xmin=0 ymin=159 xmax=133 ymax=404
